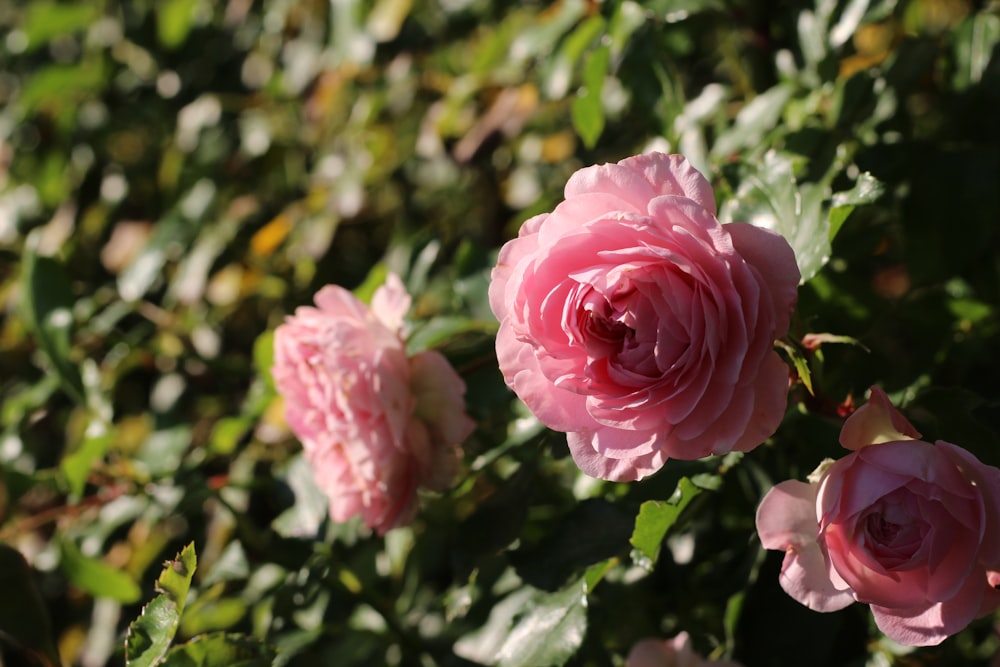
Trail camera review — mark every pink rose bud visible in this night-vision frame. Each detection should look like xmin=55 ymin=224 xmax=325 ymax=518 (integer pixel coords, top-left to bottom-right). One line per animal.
xmin=272 ymin=274 xmax=475 ymax=534
xmin=489 ymin=152 xmax=799 ymax=481
xmin=756 ymin=386 xmax=1000 ymax=646
xmin=626 ymin=632 xmax=744 ymax=667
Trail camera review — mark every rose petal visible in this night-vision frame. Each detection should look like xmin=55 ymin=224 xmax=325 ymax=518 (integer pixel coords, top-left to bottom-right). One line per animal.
xmin=725 ymin=222 xmax=800 ymax=335
xmin=870 ymin=569 xmax=987 ymax=646
xmin=839 ymin=386 xmax=922 ymax=450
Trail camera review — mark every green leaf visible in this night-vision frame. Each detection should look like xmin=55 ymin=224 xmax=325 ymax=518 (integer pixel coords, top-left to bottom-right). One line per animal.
xmin=272 ymin=453 xmax=329 ymax=538
xmin=711 ymin=84 xmax=792 ymax=159
xmin=60 ymin=538 xmax=142 ymax=604
xmin=496 ymin=578 xmax=588 ymax=667
xmin=136 ymin=426 xmax=192 ymax=478
xmin=118 ymin=210 xmax=199 ymax=303
xmin=158 ymin=0 xmax=201 ymax=49
xmin=452 ymin=464 xmax=536 ymax=578
xmin=22 ymin=1 xmax=101 ymax=52
xmin=160 ymin=632 xmax=276 ymax=667
xmin=583 ymin=557 xmax=617 ymax=592
xmin=542 ymin=10 xmax=603 ymax=98
xmin=406 ymin=315 xmax=496 ymax=354
xmin=629 ymin=477 xmax=703 ymax=570
xmin=16 ymin=61 xmax=108 ymax=115
xmin=61 ymin=428 xmax=113 ymax=499
xmin=775 ymin=339 xmax=814 ymax=396
xmin=351 ymin=262 xmax=389 ymax=304
xmin=571 ymin=45 xmax=610 ymax=148
xmin=253 ymin=329 xmax=276 ymax=392
xmin=719 ymin=151 xmax=829 ymax=282
xmin=954 ymin=12 xmax=1000 ymax=89
xmin=511 ymin=498 xmax=633 ymax=590
xmin=125 ymin=543 xmax=198 ymax=667
xmin=829 ymin=171 xmax=884 ymax=240
xmin=0 ymin=544 xmax=61 ymax=667
xmin=20 ymin=236 xmax=85 ymax=404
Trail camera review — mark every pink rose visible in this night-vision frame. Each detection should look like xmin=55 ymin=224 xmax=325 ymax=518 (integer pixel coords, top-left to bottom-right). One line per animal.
xmin=756 ymin=386 xmax=1000 ymax=645
xmin=272 ymin=274 xmax=475 ymax=534
xmin=489 ymin=152 xmax=799 ymax=481
xmin=626 ymin=632 xmax=743 ymax=667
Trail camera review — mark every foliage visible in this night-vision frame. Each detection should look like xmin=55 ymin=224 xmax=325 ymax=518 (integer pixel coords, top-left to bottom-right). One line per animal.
xmin=0 ymin=0 xmax=999 ymax=665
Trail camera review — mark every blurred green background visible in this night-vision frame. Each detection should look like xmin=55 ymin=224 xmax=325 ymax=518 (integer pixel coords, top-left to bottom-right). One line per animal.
xmin=1 ymin=0 xmax=999 ymax=665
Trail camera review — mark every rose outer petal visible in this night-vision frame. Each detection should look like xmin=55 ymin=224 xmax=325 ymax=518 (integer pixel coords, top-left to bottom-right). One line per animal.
xmin=725 ymin=222 xmax=800 ymax=335
xmin=756 ymin=480 xmax=855 ymax=612
xmin=870 ymin=567 xmax=988 ymax=646
xmin=566 ymin=427 xmax=666 ymax=482
xmin=839 ymin=386 xmax=922 ymax=451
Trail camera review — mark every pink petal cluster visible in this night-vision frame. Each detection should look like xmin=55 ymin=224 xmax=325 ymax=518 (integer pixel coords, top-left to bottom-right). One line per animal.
xmin=272 ymin=274 xmax=475 ymax=534
xmin=756 ymin=386 xmax=1000 ymax=645
xmin=489 ymin=152 xmax=800 ymax=481
xmin=626 ymin=632 xmax=743 ymax=667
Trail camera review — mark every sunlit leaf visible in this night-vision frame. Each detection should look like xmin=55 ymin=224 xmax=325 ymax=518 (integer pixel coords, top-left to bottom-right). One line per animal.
xmin=829 ymin=171 xmax=884 ymax=240
xmin=61 ymin=428 xmax=113 ymax=499
xmin=719 ymin=151 xmax=830 ymax=282
xmin=953 ymin=12 xmax=1000 ymax=89
xmin=571 ymin=45 xmax=610 ymax=148
xmin=16 ymin=61 xmax=107 ymax=114
xmin=495 ymin=578 xmax=588 ymax=667
xmin=158 ymin=0 xmax=200 ymax=49
xmin=629 ymin=477 xmax=702 ymax=570
xmin=118 ymin=210 xmax=198 ymax=303
xmin=60 ymin=539 xmax=142 ymax=604
xmin=21 ymin=1 xmax=101 ymax=52
xmin=125 ymin=543 xmax=197 ymax=667
xmin=711 ymin=84 xmax=792 ymax=159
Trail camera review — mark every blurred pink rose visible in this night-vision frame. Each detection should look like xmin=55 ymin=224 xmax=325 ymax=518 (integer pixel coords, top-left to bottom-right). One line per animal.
xmin=272 ymin=274 xmax=475 ymax=534
xmin=627 ymin=632 xmax=743 ymax=667
xmin=489 ymin=152 xmax=799 ymax=481
xmin=756 ymin=386 xmax=1000 ymax=646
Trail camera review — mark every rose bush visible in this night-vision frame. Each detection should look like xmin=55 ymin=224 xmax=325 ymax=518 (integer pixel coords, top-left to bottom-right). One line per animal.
xmin=626 ymin=632 xmax=744 ymax=667
xmin=272 ymin=274 xmax=475 ymax=534
xmin=756 ymin=386 xmax=1000 ymax=645
xmin=489 ymin=152 xmax=799 ymax=481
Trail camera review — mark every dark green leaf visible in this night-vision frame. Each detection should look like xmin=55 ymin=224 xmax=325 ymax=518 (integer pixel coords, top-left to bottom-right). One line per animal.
xmin=511 ymin=498 xmax=633 ymax=590
xmin=20 ymin=237 xmax=84 ymax=404
xmin=160 ymin=632 xmax=276 ymax=667
xmin=452 ymin=464 xmax=536 ymax=579
xmin=0 ymin=544 xmax=61 ymax=667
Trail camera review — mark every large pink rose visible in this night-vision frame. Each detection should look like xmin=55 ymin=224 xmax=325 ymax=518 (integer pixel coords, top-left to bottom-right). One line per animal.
xmin=489 ymin=152 xmax=799 ymax=481
xmin=272 ymin=274 xmax=475 ymax=534
xmin=626 ymin=632 xmax=743 ymax=667
xmin=756 ymin=386 xmax=1000 ymax=646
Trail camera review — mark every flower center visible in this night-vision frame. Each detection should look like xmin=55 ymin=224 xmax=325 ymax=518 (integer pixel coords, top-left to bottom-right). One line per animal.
xmin=866 ymin=513 xmax=902 ymax=544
